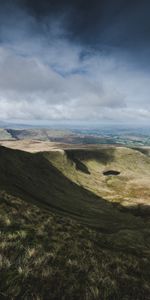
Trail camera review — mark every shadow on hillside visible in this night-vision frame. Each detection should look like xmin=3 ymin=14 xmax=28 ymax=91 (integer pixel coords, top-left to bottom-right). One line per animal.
xmin=65 ymin=153 xmax=91 ymax=174
xmin=114 ymin=203 xmax=150 ymax=218
xmin=66 ymin=148 xmax=115 ymax=166
xmin=133 ymin=147 xmax=150 ymax=157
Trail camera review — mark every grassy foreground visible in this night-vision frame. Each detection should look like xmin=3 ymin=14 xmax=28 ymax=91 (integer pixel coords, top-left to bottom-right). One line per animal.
xmin=0 ymin=191 xmax=150 ymax=300
xmin=0 ymin=146 xmax=150 ymax=299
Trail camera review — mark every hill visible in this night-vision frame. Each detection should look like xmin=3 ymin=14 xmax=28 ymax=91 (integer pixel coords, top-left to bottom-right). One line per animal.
xmin=0 ymin=144 xmax=150 ymax=299
xmin=0 ymin=129 xmax=14 ymax=140
xmin=1 ymin=126 xmax=150 ymax=146
xmin=44 ymin=146 xmax=150 ymax=208
xmin=6 ymin=129 xmax=72 ymax=141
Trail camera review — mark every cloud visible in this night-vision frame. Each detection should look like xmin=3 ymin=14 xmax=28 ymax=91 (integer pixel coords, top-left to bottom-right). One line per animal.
xmin=0 ymin=42 xmax=126 ymax=120
xmin=0 ymin=1 xmax=149 ymax=124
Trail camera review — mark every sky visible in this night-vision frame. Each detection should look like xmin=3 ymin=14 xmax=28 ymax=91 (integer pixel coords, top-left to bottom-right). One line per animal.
xmin=0 ymin=0 xmax=150 ymax=125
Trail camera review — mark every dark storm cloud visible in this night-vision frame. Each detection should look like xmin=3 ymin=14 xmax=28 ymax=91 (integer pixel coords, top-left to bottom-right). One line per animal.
xmin=1 ymin=0 xmax=150 ymax=66
xmin=0 ymin=0 xmax=150 ymax=123
xmin=10 ymin=0 xmax=150 ymax=57
xmin=2 ymin=1 xmax=150 ymax=47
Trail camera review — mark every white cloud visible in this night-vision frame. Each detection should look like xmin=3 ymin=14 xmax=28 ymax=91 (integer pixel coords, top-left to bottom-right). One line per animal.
xmin=0 ymin=12 xmax=150 ymax=124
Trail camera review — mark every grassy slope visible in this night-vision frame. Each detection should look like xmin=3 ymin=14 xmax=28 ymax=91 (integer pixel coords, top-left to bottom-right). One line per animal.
xmin=44 ymin=147 xmax=150 ymax=206
xmin=0 ymin=146 xmax=150 ymax=299
xmin=0 ymin=192 xmax=150 ymax=300
xmin=0 ymin=146 xmax=144 ymax=231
